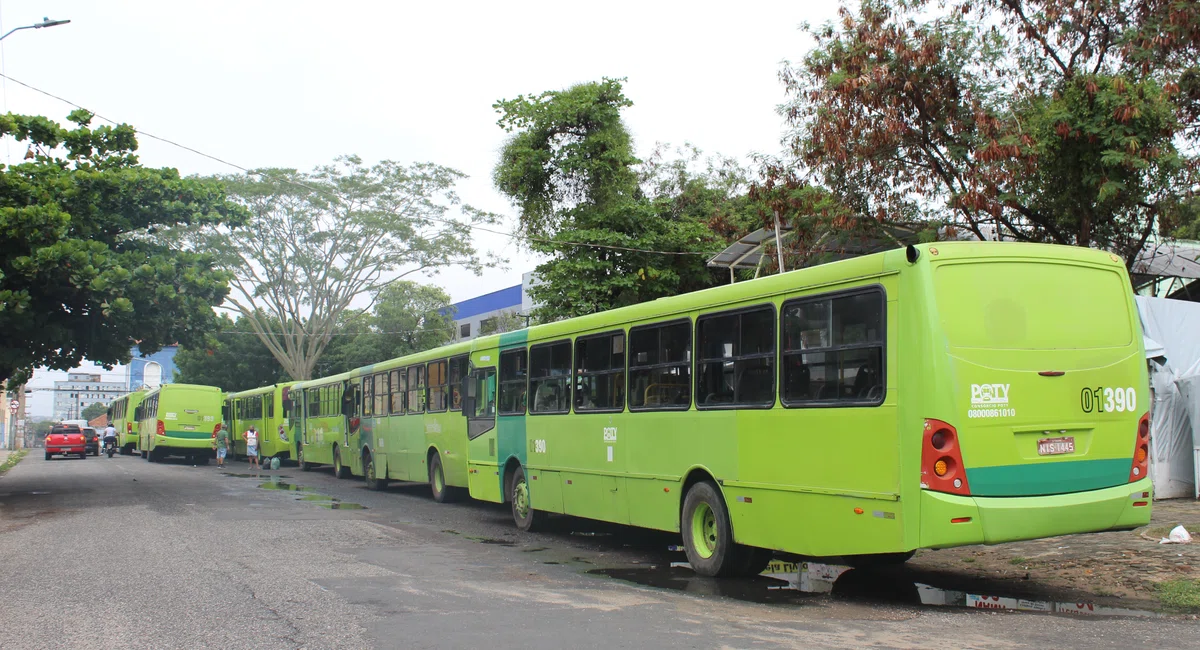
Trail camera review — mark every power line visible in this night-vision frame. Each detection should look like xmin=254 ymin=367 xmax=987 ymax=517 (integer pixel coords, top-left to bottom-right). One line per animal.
xmin=0 ymin=72 xmax=721 ymax=259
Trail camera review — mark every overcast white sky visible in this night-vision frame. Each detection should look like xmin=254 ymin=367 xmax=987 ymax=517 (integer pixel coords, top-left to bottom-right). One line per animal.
xmin=6 ymin=0 xmax=839 ymax=417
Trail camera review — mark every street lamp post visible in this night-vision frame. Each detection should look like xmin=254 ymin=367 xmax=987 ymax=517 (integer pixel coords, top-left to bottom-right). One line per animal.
xmin=0 ymin=17 xmax=70 ymax=42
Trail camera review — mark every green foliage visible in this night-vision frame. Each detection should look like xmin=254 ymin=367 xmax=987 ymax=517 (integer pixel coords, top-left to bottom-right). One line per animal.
xmin=183 ymin=156 xmax=498 ymax=379
xmin=1157 ymin=578 xmax=1200 ymax=612
xmin=784 ymin=0 xmax=1198 ymax=266
xmin=176 ymin=281 xmax=453 ymax=385
xmin=80 ymin=402 xmax=107 ymax=421
xmin=316 ymin=281 xmax=454 ymax=376
xmin=494 ymin=80 xmax=744 ymax=321
xmin=0 ymin=110 xmax=245 ymax=384
xmin=173 ymin=314 xmax=289 ymax=392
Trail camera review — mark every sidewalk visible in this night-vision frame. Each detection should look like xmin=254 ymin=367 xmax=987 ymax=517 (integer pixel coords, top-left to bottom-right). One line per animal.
xmin=908 ymin=498 xmax=1200 ymax=611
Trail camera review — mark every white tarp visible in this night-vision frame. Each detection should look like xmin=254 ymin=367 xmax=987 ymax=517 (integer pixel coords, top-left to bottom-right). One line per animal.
xmin=1135 ymin=296 xmax=1200 ymax=499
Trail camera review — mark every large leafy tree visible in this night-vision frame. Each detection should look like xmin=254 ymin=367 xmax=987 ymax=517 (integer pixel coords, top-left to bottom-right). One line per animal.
xmin=494 ymin=80 xmax=744 ymax=320
xmin=783 ymin=0 xmax=1198 ymax=266
xmin=316 ymin=281 xmax=454 ymax=376
xmin=183 ymin=156 xmax=498 ymax=380
xmin=0 ymin=111 xmax=244 ymax=384
xmin=173 ymin=314 xmax=289 ymax=392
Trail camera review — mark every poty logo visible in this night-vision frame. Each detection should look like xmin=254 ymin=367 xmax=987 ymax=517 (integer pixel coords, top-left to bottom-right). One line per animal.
xmin=970 ymin=383 xmax=1010 ymax=406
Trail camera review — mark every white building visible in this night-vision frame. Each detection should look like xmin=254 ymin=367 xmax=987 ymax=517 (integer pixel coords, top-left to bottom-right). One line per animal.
xmin=53 ymin=373 xmax=126 ymax=421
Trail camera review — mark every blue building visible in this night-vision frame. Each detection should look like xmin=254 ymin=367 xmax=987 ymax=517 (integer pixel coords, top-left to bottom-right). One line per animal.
xmin=445 ymin=272 xmax=537 ymax=341
xmin=127 ymin=345 xmax=179 ymax=391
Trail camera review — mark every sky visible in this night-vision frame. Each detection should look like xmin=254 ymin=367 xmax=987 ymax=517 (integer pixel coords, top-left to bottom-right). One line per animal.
xmin=4 ymin=0 xmax=841 ymax=417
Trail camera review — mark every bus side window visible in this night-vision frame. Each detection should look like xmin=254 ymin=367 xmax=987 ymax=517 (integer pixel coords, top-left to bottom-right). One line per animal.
xmin=499 ymin=349 xmax=528 ymax=415
xmin=466 ymin=368 xmax=497 ymax=439
xmin=695 ymin=305 xmax=776 ymax=408
xmin=781 ymin=289 xmax=884 ymax=406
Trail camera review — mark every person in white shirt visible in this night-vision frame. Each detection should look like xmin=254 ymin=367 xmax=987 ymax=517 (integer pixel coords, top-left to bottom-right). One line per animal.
xmin=243 ymin=426 xmax=259 ymax=470
xmin=103 ymin=424 xmax=118 ymax=456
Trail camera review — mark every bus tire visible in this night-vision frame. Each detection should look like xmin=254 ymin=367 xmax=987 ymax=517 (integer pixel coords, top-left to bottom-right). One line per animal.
xmin=140 ymin=448 xmax=147 ymax=459
xmin=734 ymin=546 xmax=775 ymax=577
xmin=365 ymin=452 xmax=387 ymax=491
xmin=510 ymin=465 xmax=543 ymax=532
xmin=298 ymin=448 xmax=312 ymax=472
xmin=333 ymin=446 xmax=350 ymax=479
xmin=429 ymin=454 xmax=457 ymax=503
xmin=681 ymin=481 xmax=739 ymax=578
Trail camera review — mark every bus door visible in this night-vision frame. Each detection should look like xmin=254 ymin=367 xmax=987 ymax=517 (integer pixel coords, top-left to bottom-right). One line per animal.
xmin=342 ymin=380 xmax=363 ymax=473
xmin=463 ymin=365 xmax=500 ymax=501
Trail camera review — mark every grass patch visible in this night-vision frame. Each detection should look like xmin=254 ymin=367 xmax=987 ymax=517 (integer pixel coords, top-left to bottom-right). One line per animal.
xmin=1157 ymin=579 xmax=1200 ymax=612
xmin=0 ymin=450 xmax=28 ymax=477
xmin=961 ymin=557 xmax=976 ymax=563
xmin=1008 ymin=556 xmax=1030 ymax=566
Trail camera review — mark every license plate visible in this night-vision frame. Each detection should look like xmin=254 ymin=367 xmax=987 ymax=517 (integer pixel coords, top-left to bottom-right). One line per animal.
xmin=183 ymin=425 xmax=196 ymax=431
xmin=1037 ymin=436 xmax=1075 ymax=456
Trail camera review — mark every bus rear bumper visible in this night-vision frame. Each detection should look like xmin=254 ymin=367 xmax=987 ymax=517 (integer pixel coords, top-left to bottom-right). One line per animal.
xmin=920 ymin=477 xmax=1153 ymax=549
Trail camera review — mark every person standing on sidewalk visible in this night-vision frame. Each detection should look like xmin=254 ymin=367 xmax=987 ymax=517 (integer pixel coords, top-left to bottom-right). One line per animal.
xmin=213 ymin=424 xmax=232 ymax=469
xmin=243 ymin=425 xmax=259 ymax=470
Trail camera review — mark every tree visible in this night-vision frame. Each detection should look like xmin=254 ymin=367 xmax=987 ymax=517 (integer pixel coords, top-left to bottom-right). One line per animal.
xmin=184 ymin=156 xmax=499 ymax=380
xmin=81 ymin=402 xmax=107 ymax=421
xmin=318 ymin=281 xmax=454 ymax=376
xmin=173 ymin=314 xmax=289 ymax=392
xmin=493 ymin=80 xmax=742 ymax=321
xmin=783 ymin=0 xmax=1198 ymax=267
xmin=0 ymin=111 xmax=244 ymax=384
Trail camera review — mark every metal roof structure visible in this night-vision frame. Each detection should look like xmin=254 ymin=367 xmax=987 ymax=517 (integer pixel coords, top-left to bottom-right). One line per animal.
xmin=1133 ymin=241 xmax=1200 ymax=280
xmin=705 ymin=227 xmax=793 ymax=271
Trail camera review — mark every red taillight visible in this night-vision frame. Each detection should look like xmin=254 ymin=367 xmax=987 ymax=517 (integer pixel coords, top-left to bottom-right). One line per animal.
xmin=212 ymin=423 xmax=221 ymax=438
xmin=1129 ymin=412 xmax=1150 ymax=482
xmin=921 ymin=419 xmax=971 ymax=496
xmin=127 ymin=422 xmax=133 ymax=433
xmin=156 ymin=420 xmax=166 ymax=437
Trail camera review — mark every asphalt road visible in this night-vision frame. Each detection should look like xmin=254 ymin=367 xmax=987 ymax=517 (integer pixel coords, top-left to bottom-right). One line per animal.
xmin=0 ymin=452 xmax=1194 ymax=649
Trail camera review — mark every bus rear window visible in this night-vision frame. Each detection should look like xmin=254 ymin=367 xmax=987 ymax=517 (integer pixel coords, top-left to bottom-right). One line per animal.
xmin=934 ymin=262 xmax=1133 ymax=349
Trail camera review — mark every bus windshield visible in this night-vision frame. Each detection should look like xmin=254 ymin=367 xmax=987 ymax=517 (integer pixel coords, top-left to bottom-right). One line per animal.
xmin=934 ymin=261 xmax=1133 ymax=350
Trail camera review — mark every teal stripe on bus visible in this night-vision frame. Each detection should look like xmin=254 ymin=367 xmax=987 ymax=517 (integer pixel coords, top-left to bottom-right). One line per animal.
xmin=966 ymin=459 xmax=1131 ymax=497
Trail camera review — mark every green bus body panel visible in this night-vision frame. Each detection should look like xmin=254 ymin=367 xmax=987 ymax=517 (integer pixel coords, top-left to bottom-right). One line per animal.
xmin=274 ymin=242 xmax=1151 ymax=558
xmin=110 ymin=390 xmax=145 ymax=450
xmin=966 ymin=458 xmax=1133 ymax=496
xmin=226 ymin=383 xmax=296 ymax=460
xmin=136 ymin=384 xmax=222 ymax=460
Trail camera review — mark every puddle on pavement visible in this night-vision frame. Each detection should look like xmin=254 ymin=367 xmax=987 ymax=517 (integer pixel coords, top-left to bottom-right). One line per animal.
xmin=257 ymin=480 xmax=314 ymax=492
xmin=298 ymin=495 xmax=335 ymax=501
xmin=591 ymin=558 xmax=1160 ymax=617
xmin=319 ymin=502 xmax=367 ymax=510
xmin=522 ymin=547 xmax=549 ymax=553
xmin=466 ymin=536 xmax=516 ymax=546
xmin=442 ymin=529 xmax=461 ymax=535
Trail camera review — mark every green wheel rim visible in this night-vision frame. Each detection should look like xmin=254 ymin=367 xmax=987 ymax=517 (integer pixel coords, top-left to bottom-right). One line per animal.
xmin=513 ymin=477 xmax=530 ymax=520
xmin=434 ymin=463 xmax=444 ymax=493
xmin=690 ymin=502 xmax=717 ymax=559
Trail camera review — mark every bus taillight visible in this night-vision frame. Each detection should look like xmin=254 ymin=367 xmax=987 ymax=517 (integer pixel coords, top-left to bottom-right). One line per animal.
xmin=212 ymin=423 xmax=221 ymax=437
xmin=921 ymin=419 xmax=970 ymax=496
xmin=1129 ymin=412 xmax=1150 ymax=482
xmin=156 ymin=420 xmax=166 ymax=437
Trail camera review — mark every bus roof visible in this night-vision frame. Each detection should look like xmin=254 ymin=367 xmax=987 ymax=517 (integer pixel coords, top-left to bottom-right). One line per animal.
xmin=225 ymin=382 xmax=296 ymax=399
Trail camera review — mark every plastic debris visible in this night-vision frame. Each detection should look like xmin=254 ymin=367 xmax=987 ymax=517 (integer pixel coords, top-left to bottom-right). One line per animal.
xmin=1159 ymin=525 xmax=1193 ymax=544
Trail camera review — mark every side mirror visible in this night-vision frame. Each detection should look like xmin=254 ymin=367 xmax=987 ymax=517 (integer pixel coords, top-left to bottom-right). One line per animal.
xmin=462 ymin=395 xmax=476 ymax=418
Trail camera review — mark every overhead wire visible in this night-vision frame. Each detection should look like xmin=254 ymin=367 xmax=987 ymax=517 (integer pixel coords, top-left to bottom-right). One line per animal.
xmin=0 ymin=71 xmax=722 ymax=258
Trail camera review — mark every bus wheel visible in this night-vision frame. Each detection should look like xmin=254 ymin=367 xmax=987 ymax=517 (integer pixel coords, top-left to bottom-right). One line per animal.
xmin=681 ymin=481 xmax=738 ymax=577
xmin=333 ymin=446 xmax=350 ymax=479
xmin=298 ymin=448 xmax=312 ymax=472
xmin=365 ymin=452 xmax=387 ymax=491
xmin=734 ymin=546 xmax=775 ymax=577
xmin=510 ymin=465 xmax=544 ymax=532
xmin=429 ymin=454 xmax=457 ymax=503
xmin=140 ymin=448 xmax=147 ymax=460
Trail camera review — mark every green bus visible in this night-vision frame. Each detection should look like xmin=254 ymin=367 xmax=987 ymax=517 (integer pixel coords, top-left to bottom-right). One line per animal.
xmin=224 ymin=383 xmax=296 ymax=463
xmin=135 ymin=384 xmax=223 ymax=463
xmin=289 ymin=371 xmax=355 ymax=474
xmin=107 ymin=390 xmax=145 ymax=455
xmin=297 ymin=242 xmax=1154 ymax=577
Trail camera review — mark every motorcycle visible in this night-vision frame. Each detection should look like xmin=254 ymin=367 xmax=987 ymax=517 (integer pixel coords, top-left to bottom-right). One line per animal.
xmin=104 ymin=437 xmax=118 ymax=458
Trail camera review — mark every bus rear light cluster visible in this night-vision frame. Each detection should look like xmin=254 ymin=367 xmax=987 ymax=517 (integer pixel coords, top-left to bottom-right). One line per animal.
xmin=921 ymin=419 xmax=971 ymax=496
xmin=1129 ymin=412 xmax=1150 ymax=482
xmin=212 ymin=423 xmax=221 ymax=437
xmin=156 ymin=420 xmax=166 ymax=437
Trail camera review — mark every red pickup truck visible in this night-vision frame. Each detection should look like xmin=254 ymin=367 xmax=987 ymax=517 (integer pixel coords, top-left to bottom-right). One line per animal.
xmin=45 ymin=424 xmax=87 ymax=460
